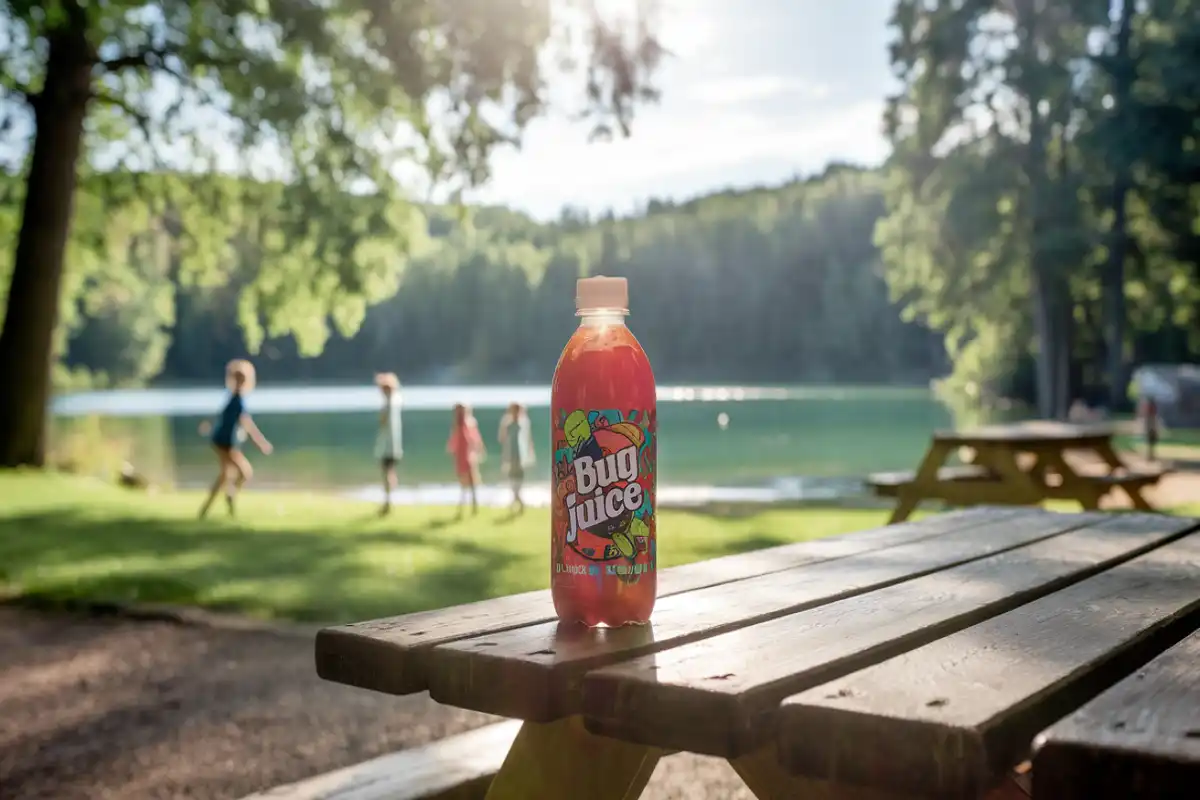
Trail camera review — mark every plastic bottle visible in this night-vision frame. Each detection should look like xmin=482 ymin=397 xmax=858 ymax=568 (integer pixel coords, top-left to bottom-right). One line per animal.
xmin=550 ymin=276 xmax=657 ymax=626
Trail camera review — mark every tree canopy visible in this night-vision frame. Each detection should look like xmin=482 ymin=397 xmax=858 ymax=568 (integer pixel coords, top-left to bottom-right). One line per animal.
xmin=0 ymin=0 xmax=664 ymax=466
xmin=877 ymin=0 xmax=1200 ymax=414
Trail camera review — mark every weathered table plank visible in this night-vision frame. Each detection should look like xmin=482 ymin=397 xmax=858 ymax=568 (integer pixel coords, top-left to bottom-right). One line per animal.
xmin=581 ymin=512 xmax=1195 ymax=758
xmin=315 ymin=507 xmax=1027 ymax=695
xmin=1032 ymin=628 xmax=1200 ymax=800
xmin=775 ymin=527 xmax=1200 ymax=799
xmin=424 ymin=510 xmax=1099 ymax=721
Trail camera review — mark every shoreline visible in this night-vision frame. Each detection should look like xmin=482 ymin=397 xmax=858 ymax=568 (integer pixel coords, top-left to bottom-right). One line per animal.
xmin=153 ymin=445 xmax=1200 ymax=511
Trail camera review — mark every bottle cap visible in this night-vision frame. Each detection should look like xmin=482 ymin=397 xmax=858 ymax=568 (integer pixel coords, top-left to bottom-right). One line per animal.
xmin=576 ymin=276 xmax=628 ymax=313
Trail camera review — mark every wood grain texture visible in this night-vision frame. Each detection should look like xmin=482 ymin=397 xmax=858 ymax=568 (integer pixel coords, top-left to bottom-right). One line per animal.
xmin=314 ymin=507 xmax=1027 ymax=695
xmin=239 ymin=720 xmax=521 ymax=800
xmin=1032 ymin=628 xmax=1200 ymax=800
xmin=776 ymin=525 xmax=1200 ymax=800
xmin=581 ymin=512 xmax=1194 ymax=758
xmin=424 ymin=510 xmax=1101 ymax=721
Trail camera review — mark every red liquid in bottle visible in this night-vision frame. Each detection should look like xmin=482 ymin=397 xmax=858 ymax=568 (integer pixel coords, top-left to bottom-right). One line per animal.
xmin=550 ymin=276 xmax=657 ymax=626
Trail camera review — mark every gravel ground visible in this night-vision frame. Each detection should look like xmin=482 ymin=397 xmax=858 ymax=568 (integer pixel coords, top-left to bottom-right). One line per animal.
xmin=0 ymin=608 xmax=752 ymax=800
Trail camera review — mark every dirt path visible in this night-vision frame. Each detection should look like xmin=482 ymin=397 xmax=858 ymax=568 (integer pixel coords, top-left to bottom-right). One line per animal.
xmin=0 ymin=608 xmax=751 ymax=800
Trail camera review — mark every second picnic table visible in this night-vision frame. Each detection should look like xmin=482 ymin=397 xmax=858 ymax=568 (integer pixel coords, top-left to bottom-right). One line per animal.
xmin=314 ymin=506 xmax=1200 ymax=799
xmin=869 ymin=421 xmax=1168 ymax=524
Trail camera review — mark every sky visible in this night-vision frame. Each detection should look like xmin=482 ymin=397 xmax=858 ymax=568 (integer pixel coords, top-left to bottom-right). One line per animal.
xmin=0 ymin=0 xmax=898 ymax=221
xmin=468 ymin=0 xmax=898 ymax=219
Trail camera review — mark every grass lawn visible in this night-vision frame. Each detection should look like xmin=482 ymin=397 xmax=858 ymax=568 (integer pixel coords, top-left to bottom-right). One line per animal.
xmin=4 ymin=471 xmax=1197 ymax=624
xmin=0 ymin=470 xmax=902 ymax=623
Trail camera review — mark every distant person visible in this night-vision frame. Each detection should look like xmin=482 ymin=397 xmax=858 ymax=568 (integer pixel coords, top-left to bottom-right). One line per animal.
xmin=1138 ymin=396 xmax=1161 ymax=461
xmin=374 ymin=372 xmax=404 ymax=515
xmin=447 ymin=403 xmax=485 ymax=517
xmin=498 ymin=402 xmax=535 ymax=514
xmin=197 ymin=359 xmax=272 ymax=519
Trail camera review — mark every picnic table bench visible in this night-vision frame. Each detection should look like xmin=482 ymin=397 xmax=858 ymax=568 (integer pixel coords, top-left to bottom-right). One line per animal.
xmin=314 ymin=506 xmax=1200 ymax=799
xmin=869 ymin=421 xmax=1169 ymax=524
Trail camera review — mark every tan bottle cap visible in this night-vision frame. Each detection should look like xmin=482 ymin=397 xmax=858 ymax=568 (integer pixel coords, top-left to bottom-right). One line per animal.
xmin=576 ymin=276 xmax=628 ymax=313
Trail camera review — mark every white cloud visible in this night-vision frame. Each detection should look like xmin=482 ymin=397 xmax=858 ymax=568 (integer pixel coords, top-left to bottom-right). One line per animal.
xmin=462 ymin=1 xmax=897 ymax=218
xmin=472 ymin=99 xmax=889 ymax=217
xmin=688 ymin=75 xmax=832 ymax=106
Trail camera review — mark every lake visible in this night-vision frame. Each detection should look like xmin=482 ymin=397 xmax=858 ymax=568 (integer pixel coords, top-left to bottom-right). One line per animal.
xmin=50 ymin=384 xmax=990 ymax=506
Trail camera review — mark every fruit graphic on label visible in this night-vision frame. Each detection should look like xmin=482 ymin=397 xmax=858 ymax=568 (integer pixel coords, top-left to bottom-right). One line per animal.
xmin=564 ymin=410 xmax=590 ymax=447
xmin=592 ymin=427 xmax=635 ymax=458
xmin=611 ymin=529 xmax=636 ymax=559
xmin=608 ymin=421 xmax=645 ymax=448
xmin=629 ymin=516 xmax=649 ymax=541
xmin=564 ymin=409 xmax=604 ymax=462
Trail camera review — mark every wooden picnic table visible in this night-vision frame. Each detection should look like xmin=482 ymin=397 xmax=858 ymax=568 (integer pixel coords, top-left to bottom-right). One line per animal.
xmin=870 ymin=421 xmax=1168 ymax=524
xmin=315 ymin=506 xmax=1200 ymax=799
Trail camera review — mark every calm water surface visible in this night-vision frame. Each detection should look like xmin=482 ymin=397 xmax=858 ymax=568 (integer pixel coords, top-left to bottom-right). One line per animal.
xmin=51 ymin=384 xmax=987 ymax=505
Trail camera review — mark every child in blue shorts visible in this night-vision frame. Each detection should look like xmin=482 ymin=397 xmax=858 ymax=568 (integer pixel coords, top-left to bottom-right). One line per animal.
xmin=198 ymin=359 xmax=272 ymax=518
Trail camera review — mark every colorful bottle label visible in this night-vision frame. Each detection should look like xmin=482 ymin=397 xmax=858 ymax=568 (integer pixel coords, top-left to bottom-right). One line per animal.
xmin=552 ymin=408 xmax=656 ymax=579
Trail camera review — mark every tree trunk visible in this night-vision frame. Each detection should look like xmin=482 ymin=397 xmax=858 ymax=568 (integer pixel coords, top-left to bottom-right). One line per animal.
xmin=0 ymin=25 xmax=93 ymax=467
xmin=1104 ymin=0 xmax=1136 ymax=412
xmin=1055 ymin=294 xmax=1073 ymax=418
xmin=1030 ymin=271 xmax=1056 ymax=418
xmin=1018 ymin=0 xmax=1060 ymax=420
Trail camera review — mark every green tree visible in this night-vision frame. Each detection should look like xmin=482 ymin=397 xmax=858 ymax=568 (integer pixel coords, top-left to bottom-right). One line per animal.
xmin=0 ymin=0 xmax=664 ymax=467
xmin=878 ymin=0 xmax=1108 ymax=417
xmin=1094 ymin=0 xmax=1137 ymax=410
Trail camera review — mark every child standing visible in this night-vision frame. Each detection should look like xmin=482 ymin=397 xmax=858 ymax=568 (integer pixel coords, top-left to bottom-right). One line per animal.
xmin=447 ymin=403 xmax=485 ymax=517
xmin=374 ymin=372 xmax=403 ymax=515
xmin=198 ymin=359 xmax=272 ymax=519
xmin=498 ymin=402 xmax=535 ymax=514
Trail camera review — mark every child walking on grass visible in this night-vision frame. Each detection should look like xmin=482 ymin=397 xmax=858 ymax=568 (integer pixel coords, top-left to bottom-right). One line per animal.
xmin=447 ymin=403 xmax=485 ymax=517
xmin=374 ymin=372 xmax=403 ymax=515
xmin=498 ymin=402 xmax=535 ymax=514
xmin=198 ymin=359 xmax=272 ymax=519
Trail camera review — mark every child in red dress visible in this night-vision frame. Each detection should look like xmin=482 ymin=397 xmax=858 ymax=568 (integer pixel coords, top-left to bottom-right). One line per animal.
xmin=447 ymin=403 xmax=486 ymax=516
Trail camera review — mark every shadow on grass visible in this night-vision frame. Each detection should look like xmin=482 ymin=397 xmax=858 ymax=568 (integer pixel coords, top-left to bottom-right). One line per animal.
xmin=0 ymin=509 xmax=519 ymax=624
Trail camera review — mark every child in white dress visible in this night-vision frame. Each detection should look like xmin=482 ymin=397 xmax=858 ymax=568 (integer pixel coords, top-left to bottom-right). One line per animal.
xmin=498 ymin=402 xmax=535 ymax=514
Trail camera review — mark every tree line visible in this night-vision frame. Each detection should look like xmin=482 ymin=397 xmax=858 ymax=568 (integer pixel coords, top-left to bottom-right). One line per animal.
xmin=55 ymin=165 xmax=945 ymax=388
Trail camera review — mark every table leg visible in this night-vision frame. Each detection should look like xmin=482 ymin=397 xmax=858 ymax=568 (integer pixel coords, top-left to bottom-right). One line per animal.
xmin=889 ymin=441 xmax=952 ymax=524
xmin=733 ymin=746 xmax=1031 ymax=799
xmin=484 ymin=716 xmax=662 ymax=800
xmin=732 ymin=745 xmax=903 ymax=799
xmin=969 ymin=445 xmax=1046 ymax=506
xmin=1037 ymin=448 xmax=1107 ymax=510
xmin=1091 ymin=440 xmax=1155 ymax=511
